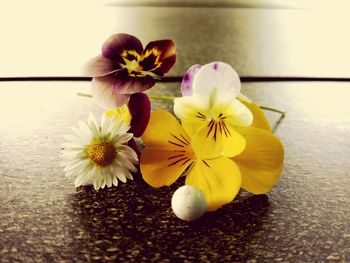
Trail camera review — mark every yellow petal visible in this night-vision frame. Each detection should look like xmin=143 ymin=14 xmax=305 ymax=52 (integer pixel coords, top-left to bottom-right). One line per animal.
xmin=186 ymin=157 xmax=241 ymax=211
xmin=140 ymin=110 xmax=195 ymax=187
xmin=140 ymin=148 xmax=193 ymax=188
xmin=190 ymin=121 xmax=224 ymax=159
xmin=233 ymin=126 xmax=284 ymax=194
xmin=240 ymin=100 xmax=271 ymax=132
xmin=174 ymin=96 xmax=208 ymax=137
xmin=141 ymin=110 xmax=192 ymax=150
xmin=222 ymin=123 xmax=247 ymax=158
xmin=106 ymin=105 xmax=131 ymax=126
xmin=191 ymin=120 xmax=246 ymax=159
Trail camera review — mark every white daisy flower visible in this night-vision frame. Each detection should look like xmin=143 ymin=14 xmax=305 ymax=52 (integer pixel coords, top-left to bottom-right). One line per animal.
xmin=61 ymin=112 xmax=138 ymax=190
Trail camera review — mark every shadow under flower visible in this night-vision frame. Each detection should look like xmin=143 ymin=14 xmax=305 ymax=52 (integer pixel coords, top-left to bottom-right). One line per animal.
xmin=69 ymin=176 xmax=272 ymax=261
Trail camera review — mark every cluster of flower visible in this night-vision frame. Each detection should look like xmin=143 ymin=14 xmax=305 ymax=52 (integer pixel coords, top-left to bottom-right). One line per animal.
xmin=61 ymin=33 xmax=284 ymax=220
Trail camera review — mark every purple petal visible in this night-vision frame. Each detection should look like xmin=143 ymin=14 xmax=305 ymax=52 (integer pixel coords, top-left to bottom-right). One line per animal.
xmin=81 ymin=55 xmax=120 ymax=77
xmin=114 ymin=73 xmax=155 ymax=94
xmin=91 ymin=75 xmax=130 ymax=109
xmin=181 ymin=64 xmax=202 ymax=96
xmin=102 ymin=33 xmax=143 ymax=61
xmin=128 ymin=93 xmax=151 ymax=137
xmin=141 ymin=39 xmax=176 ymax=76
xmin=151 ymin=54 xmax=176 ymax=77
xmin=143 ymin=39 xmax=176 ymax=60
xmin=128 ymin=138 xmax=140 ymax=157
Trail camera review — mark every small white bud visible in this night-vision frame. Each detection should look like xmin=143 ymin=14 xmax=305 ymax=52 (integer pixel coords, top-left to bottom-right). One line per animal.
xmin=171 ymin=185 xmax=207 ymax=221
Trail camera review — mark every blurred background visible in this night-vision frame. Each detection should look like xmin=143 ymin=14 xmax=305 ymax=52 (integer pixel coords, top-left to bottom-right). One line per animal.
xmin=1 ymin=0 xmax=350 ymax=78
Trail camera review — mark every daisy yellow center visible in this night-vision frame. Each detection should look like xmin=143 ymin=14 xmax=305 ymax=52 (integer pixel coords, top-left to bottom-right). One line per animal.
xmin=88 ymin=140 xmax=116 ymax=167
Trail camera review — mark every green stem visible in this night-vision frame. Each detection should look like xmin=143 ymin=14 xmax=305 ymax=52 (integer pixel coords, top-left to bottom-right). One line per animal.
xmin=259 ymin=106 xmax=285 ymax=117
xmin=148 ymin=94 xmax=175 ymax=102
xmin=77 ymin=92 xmax=92 ymax=97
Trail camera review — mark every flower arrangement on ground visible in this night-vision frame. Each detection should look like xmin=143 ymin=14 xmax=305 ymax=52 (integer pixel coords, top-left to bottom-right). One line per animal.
xmin=61 ymin=33 xmax=284 ymax=221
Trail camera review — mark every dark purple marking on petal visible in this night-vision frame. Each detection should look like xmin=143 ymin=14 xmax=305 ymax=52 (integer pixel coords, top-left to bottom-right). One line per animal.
xmin=213 ymin=63 xmax=219 ymax=70
xmin=102 ymin=33 xmax=143 ymax=61
xmin=128 ymin=92 xmax=151 ymax=137
xmin=123 ymin=51 xmax=139 ymax=62
xmin=139 ymin=52 xmax=159 ymax=72
xmin=181 ymin=64 xmax=202 ymax=96
xmin=151 ymin=54 xmax=176 ymax=76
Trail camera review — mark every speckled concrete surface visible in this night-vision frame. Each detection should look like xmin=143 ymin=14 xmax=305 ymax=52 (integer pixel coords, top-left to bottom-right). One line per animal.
xmin=0 ymin=82 xmax=349 ymax=262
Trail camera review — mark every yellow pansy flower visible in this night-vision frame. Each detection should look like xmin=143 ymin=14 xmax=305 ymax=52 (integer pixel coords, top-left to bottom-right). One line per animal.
xmin=174 ymin=62 xmax=253 ymax=157
xmin=140 ymin=110 xmax=284 ymax=211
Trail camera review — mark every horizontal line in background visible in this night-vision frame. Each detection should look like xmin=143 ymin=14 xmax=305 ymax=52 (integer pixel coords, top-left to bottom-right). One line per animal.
xmin=1 ymin=76 xmax=350 ymax=83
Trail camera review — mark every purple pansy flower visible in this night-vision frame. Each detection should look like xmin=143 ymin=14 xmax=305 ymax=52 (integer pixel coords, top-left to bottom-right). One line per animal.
xmin=82 ymin=33 xmax=177 ymax=109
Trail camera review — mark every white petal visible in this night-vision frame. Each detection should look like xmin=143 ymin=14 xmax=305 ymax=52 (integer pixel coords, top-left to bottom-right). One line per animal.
xmin=112 ymin=133 xmax=133 ymax=145
xmin=79 ymin=164 xmax=95 ymax=185
xmin=60 ymin=157 xmax=86 ymax=167
xmin=61 ymin=150 xmax=86 ymax=160
xmin=192 ymin=62 xmax=241 ymax=105
xmin=63 ymin=160 xmax=88 ymax=173
xmin=118 ymin=123 xmax=131 ymax=134
xmin=227 ymin=99 xmax=254 ymax=127
xmin=117 ymin=145 xmax=138 ymax=162
xmin=112 ymin=176 xmax=119 ymax=186
xmin=78 ymin=121 xmax=93 ymax=140
xmin=105 ymin=172 xmax=113 ymax=187
xmin=125 ymin=171 xmax=133 ymax=180
xmin=112 ymin=164 xmax=127 ymax=183
xmin=118 ymin=150 xmax=138 ymax=164
xmin=61 ymin=142 xmax=86 ymax=150
xmin=88 ymin=112 xmax=100 ymax=136
xmin=109 ymin=120 xmax=124 ymax=139
xmin=72 ymin=126 xmax=90 ymax=142
xmin=74 ymin=168 xmax=91 ymax=187
xmin=93 ymin=170 xmax=103 ymax=190
xmin=63 ymin=134 xmax=85 ymax=144
xmin=116 ymin=157 xmax=137 ymax=173
xmin=106 ymin=114 xmax=117 ymax=133
xmin=68 ymin=163 xmax=91 ymax=179
xmin=100 ymin=112 xmax=109 ymax=135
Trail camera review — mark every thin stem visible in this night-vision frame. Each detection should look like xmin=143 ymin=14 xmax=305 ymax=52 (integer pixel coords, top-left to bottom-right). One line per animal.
xmin=260 ymin=105 xmax=285 ymax=117
xmin=148 ymin=94 xmax=175 ymax=101
xmin=77 ymin=92 xmax=92 ymax=97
